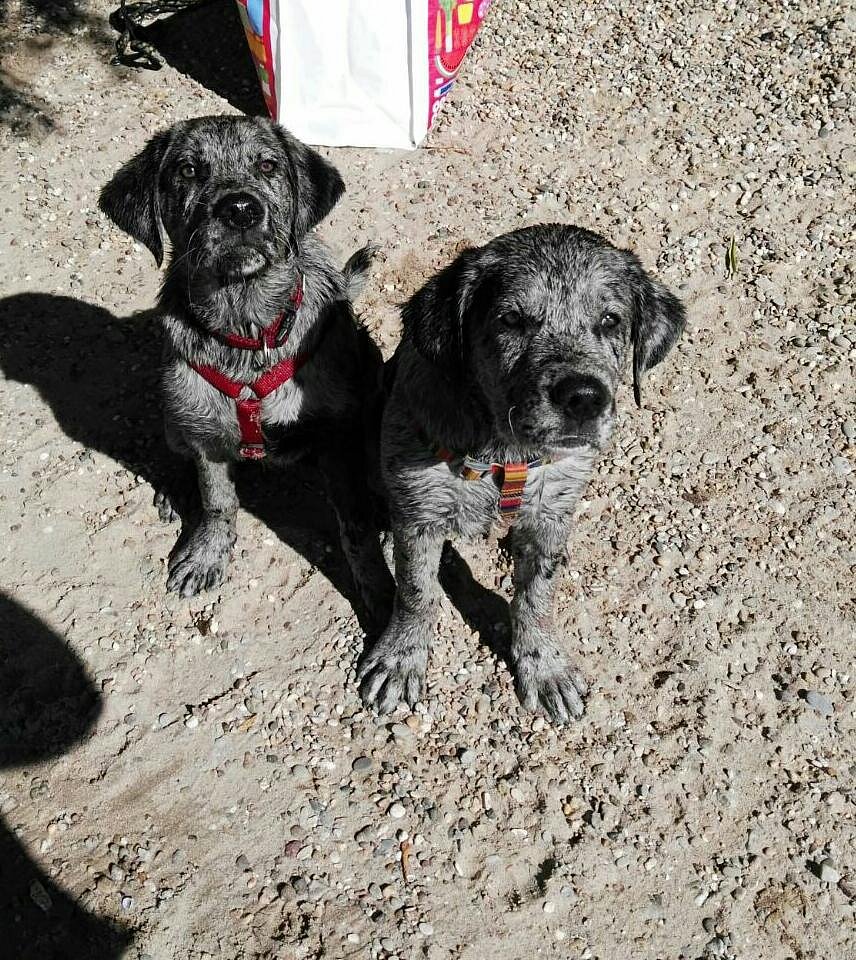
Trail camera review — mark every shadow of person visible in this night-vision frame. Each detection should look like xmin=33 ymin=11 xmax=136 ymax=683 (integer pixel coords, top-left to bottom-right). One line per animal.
xmin=0 ymin=292 xmax=374 ymax=629
xmin=128 ymin=0 xmax=266 ymax=116
xmin=0 ymin=592 xmax=133 ymax=958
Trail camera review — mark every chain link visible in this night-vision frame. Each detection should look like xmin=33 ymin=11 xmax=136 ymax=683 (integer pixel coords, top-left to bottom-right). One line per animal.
xmin=109 ymin=0 xmax=214 ymax=69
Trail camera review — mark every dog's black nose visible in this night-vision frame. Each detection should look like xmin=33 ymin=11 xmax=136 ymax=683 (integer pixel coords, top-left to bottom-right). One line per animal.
xmin=216 ymin=192 xmax=264 ymax=230
xmin=549 ymin=374 xmax=609 ymax=421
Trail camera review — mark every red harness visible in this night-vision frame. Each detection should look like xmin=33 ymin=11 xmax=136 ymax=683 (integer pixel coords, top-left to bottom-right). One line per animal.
xmin=190 ymin=278 xmax=308 ymax=460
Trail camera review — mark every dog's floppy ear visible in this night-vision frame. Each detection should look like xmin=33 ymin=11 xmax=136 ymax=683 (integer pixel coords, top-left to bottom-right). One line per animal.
xmin=273 ymin=124 xmax=345 ymax=236
xmin=402 ymin=246 xmax=495 ymax=378
xmin=632 ymin=273 xmax=686 ymax=407
xmin=99 ymin=129 xmax=175 ymax=267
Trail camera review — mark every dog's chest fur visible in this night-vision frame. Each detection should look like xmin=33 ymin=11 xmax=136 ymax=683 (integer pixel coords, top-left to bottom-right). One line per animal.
xmin=159 ymin=265 xmax=368 ymax=463
xmin=383 ymin=408 xmax=598 ymax=537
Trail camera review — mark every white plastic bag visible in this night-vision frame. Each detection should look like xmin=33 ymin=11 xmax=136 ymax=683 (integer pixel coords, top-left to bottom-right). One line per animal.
xmin=234 ymin=0 xmax=492 ymax=148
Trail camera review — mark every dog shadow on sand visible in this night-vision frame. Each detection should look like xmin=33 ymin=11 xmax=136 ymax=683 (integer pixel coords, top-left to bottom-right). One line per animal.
xmin=0 ymin=592 xmax=133 ymax=959
xmin=0 ymin=292 xmax=513 ymax=655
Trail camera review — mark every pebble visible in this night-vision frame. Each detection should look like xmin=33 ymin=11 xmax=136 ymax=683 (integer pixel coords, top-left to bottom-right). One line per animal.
xmin=815 ymin=859 xmax=842 ymax=884
xmin=803 ymin=690 xmax=834 ymax=716
xmin=29 ymin=880 xmax=52 ymax=912
xmin=388 ymin=803 xmax=406 ymax=819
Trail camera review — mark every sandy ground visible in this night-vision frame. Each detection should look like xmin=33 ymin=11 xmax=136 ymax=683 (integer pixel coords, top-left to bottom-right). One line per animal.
xmin=0 ymin=1 xmax=854 ymax=958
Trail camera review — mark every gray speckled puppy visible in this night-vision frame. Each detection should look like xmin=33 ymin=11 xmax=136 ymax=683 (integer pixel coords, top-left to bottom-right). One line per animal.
xmin=99 ymin=116 xmax=394 ymax=629
xmin=360 ymin=224 xmax=685 ymax=723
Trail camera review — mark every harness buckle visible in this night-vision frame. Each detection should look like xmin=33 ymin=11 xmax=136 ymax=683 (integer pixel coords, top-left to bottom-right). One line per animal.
xmin=274 ymin=315 xmax=293 ymax=348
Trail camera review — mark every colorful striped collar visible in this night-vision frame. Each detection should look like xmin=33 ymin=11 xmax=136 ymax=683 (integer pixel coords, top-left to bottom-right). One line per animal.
xmin=431 ymin=443 xmax=550 ymax=523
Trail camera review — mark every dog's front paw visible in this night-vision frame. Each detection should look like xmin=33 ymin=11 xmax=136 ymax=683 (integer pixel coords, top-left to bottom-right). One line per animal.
xmin=512 ymin=646 xmax=588 ymax=724
xmin=357 ymin=628 xmax=428 ymax=714
xmin=166 ymin=521 xmax=236 ymax=597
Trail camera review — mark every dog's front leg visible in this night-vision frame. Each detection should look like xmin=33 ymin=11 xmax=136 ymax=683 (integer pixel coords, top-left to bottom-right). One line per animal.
xmin=509 ymin=520 xmax=588 ymax=724
xmin=166 ymin=454 xmax=238 ymax=597
xmin=358 ymin=527 xmax=444 ymax=713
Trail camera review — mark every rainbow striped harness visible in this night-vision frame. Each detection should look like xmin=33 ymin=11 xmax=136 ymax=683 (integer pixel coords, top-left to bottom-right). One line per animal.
xmin=431 ymin=444 xmax=550 ymax=524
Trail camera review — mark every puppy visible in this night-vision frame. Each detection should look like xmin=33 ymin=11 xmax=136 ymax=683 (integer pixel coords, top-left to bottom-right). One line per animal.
xmin=360 ymin=224 xmax=685 ymax=722
xmin=99 ymin=116 xmax=394 ymax=628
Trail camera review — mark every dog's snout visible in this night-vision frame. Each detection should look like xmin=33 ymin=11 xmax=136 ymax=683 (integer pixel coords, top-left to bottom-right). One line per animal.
xmin=215 ymin=192 xmax=264 ymax=230
xmin=549 ymin=373 xmax=609 ymax=421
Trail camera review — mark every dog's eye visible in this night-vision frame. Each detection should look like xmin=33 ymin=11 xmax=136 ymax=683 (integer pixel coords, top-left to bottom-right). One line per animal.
xmin=600 ymin=312 xmax=621 ymax=331
xmin=499 ymin=311 xmax=525 ymax=330
xmin=179 ymin=162 xmax=197 ymax=180
xmin=258 ymin=159 xmax=277 ymax=175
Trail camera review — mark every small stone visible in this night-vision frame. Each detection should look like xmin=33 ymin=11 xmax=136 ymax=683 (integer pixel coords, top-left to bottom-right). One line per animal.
xmin=747 ymin=829 xmax=764 ymax=855
xmin=803 ymin=690 xmax=833 ymax=716
xmin=388 ymin=802 xmax=406 ymax=819
xmin=814 ymin=859 xmax=841 ymax=884
xmin=352 ymin=756 xmax=374 ymax=774
xmin=291 ymin=876 xmax=308 ymax=895
xmin=29 ymin=880 xmax=52 ymax=912
xmin=418 ymin=922 xmax=434 ymax=936
xmin=284 ymin=840 xmax=302 ymax=858
xmin=543 ymin=900 xmax=556 ymax=914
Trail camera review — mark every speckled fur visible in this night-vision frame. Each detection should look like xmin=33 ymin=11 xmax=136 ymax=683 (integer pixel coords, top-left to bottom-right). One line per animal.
xmin=99 ymin=116 xmax=394 ymax=627
xmin=362 ymin=225 xmax=685 ymax=723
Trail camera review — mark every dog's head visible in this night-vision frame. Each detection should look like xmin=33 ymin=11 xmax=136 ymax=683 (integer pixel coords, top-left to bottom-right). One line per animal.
xmin=402 ymin=224 xmax=685 ymax=452
xmin=99 ymin=115 xmax=345 ymax=282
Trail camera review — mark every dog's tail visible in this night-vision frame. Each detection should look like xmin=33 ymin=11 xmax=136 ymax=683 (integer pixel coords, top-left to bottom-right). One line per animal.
xmin=343 ymin=242 xmax=378 ymax=303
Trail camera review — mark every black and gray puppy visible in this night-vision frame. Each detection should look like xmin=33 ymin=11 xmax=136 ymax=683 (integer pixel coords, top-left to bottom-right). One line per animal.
xmin=360 ymin=224 xmax=685 ymax=723
xmin=99 ymin=116 xmax=393 ymax=627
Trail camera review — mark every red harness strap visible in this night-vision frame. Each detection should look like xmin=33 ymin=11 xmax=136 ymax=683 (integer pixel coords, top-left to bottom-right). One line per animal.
xmin=214 ymin=277 xmax=304 ymax=352
xmin=191 ymin=354 xmax=309 ymax=460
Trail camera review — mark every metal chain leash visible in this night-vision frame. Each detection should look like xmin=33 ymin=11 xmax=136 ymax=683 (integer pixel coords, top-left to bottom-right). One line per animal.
xmin=109 ymin=0 xmax=214 ymax=69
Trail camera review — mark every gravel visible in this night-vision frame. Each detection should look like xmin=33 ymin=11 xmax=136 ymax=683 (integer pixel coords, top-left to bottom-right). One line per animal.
xmin=0 ymin=0 xmax=854 ymax=958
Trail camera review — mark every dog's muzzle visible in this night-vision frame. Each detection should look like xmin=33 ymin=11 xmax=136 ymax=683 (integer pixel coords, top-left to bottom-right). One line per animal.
xmin=214 ymin=191 xmax=265 ymax=231
xmin=548 ymin=373 xmax=609 ymax=424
